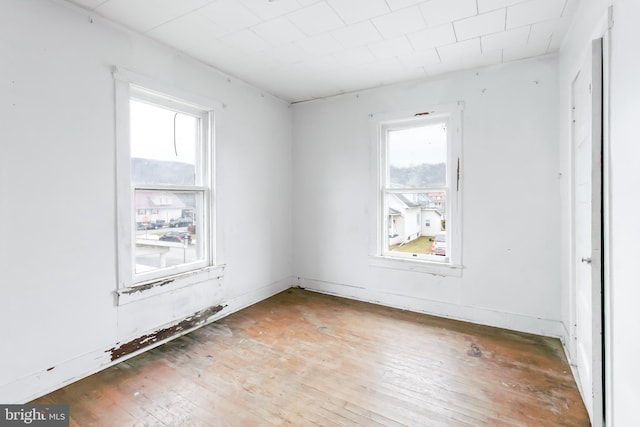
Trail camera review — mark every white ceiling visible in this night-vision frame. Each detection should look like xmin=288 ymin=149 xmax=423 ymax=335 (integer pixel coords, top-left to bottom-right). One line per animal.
xmin=66 ymin=0 xmax=577 ymax=103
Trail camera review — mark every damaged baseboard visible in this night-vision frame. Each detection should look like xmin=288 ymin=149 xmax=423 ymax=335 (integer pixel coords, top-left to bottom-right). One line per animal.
xmin=0 ymin=276 xmax=294 ymax=404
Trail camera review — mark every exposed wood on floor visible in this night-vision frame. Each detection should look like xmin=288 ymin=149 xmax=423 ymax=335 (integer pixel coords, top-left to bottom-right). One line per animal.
xmin=32 ymin=289 xmax=589 ymax=426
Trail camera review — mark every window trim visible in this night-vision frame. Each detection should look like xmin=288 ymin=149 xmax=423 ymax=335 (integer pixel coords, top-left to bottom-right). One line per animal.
xmin=369 ymin=102 xmax=464 ymax=276
xmin=113 ymin=67 xmax=222 ymax=292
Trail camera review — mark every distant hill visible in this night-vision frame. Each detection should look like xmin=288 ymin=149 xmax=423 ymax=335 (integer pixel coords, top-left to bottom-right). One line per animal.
xmin=390 ymin=163 xmax=446 ymax=187
xmin=131 ymin=157 xmax=195 ymax=185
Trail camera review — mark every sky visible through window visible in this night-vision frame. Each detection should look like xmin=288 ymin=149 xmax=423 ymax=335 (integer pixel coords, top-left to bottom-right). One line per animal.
xmin=130 ymin=99 xmax=197 ymax=165
xmin=388 ymin=123 xmax=447 ymax=168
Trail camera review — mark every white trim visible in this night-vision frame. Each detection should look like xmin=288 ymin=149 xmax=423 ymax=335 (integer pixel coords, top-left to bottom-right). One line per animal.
xmin=369 ymin=255 xmax=463 ymax=277
xmin=116 ymin=264 xmax=226 ymax=305
xmin=602 ymin=9 xmax=613 ymax=426
xmin=113 ymin=68 xmax=221 ymax=292
xmin=112 ymin=67 xmax=224 ymax=112
xmin=115 ymin=77 xmax=133 ymax=289
xmin=298 ymin=278 xmax=564 ymax=338
xmin=369 ymin=102 xmax=464 ymax=274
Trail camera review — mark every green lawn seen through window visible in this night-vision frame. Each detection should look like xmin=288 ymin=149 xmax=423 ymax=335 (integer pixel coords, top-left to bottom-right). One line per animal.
xmin=389 ymin=236 xmax=435 ymax=255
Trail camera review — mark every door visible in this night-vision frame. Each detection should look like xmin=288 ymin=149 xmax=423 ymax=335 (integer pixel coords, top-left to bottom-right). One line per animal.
xmin=571 ymin=39 xmax=603 ymax=426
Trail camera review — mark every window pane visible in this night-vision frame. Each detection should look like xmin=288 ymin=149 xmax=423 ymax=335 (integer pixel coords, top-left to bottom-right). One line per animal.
xmin=130 ymin=99 xmax=198 ymax=186
xmin=134 ymin=190 xmax=204 ymax=273
xmin=388 ymin=123 xmax=447 ymax=188
xmin=386 ymin=192 xmax=447 ymax=257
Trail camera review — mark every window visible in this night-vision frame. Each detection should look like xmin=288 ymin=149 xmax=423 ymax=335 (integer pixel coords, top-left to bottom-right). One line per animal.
xmin=372 ymin=103 xmax=463 ymax=272
xmin=115 ymin=71 xmax=218 ymax=290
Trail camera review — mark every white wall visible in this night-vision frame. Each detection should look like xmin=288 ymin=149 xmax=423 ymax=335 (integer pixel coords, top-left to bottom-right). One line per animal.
xmin=607 ymin=1 xmax=640 ymax=421
xmin=0 ymin=0 xmax=293 ymax=403
xmin=607 ymin=1 xmax=640 ymax=422
xmin=292 ymin=56 xmax=562 ymax=336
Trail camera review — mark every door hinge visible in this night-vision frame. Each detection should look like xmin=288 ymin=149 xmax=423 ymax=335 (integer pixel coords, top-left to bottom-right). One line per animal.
xmin=456 ymin=158 xmax=460 ymax=191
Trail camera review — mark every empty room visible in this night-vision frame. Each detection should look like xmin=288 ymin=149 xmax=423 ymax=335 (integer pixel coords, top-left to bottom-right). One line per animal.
xmin=1 ymin=0 xmax=638 ymax=425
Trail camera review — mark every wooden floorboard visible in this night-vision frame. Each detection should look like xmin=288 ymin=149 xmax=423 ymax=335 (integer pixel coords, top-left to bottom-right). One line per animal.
xmin=32 ymin=289 xmax=589 ymax=426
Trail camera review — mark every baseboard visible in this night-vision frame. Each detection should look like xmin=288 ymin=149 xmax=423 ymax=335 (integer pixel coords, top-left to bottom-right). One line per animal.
xmin=297 ymin=277 xmax=566 ymax=339
xmin=0 ymin=276 xmax=294 ymax=404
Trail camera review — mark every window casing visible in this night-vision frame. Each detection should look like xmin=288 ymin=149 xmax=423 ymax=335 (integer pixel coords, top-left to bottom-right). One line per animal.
xmin=115 ymin=72 xmax=218 ymax=290
xmin=372 ymin=103 xmax=463 ymax=273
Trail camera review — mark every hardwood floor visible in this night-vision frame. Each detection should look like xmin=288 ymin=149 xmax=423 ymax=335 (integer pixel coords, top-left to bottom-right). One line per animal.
xmin=32 ymin=289 xmax=589 ymax=426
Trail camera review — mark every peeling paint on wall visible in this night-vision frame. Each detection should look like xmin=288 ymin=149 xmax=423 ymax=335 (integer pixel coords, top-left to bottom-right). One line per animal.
xmin=118 ymin=278 xmax=176 ymax=294
xmin=107 ymin=305 xmax=225 ymax=361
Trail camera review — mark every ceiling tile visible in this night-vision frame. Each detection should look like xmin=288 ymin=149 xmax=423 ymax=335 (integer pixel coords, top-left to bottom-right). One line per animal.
xmin=264 ymin=43 xmax=313 ymax=65
xmin=530 ymin=16 xmax=571 ymax=50
xmin=354 ymin=58 xmax=405 ymax=79
xmin=187 ymin=39 xmax=243 ymax=70
xmin=331 ymin=21 xmax=382 ymax=49
xmin=251 ymin=16 xmax=306 ymax=46
xmin=67 ymin=0 xmax=574 ymax=102
xmin=502 ymin=38 xmax=549 ymax=61
xmin=296 ymin=56 xmax=340 ymax=73
xmin=477 ymin=0 xmax=526 ymax=13
xmin=407 ymin=24 xmax=456 ymax=51
xmin=238 ymin=0 xmax=302 ymax=20
xmin=385 ymin=0 xmax=428 ymax=11
xmin=425 ymin=49 xmax=503 ymax=76
xmin=146 ymin=13 xmax=227 ymax=51
xmin=296 ymin=33 xmax=344 ymax=55
xmin=327 ymin=0 xmax=390 ymax=24
xmin=562 ymin=0 xmax=580 ymax=18
xmin=288 ymin=2 xmax=345 ymax=36
xmin=95 ymin=0 xmax=210 ymax=33
xmin=296 ymin=0 xmax=322 ymax=6
xmin=332 ymin=46 xmax=377 ymax=67
xmin=481 ymin=25 xmax=530 ymax=51
xmin=529 ymin=17 xmax=569 ymax=43
xmin=197 ymin=0 xmax=261 ymax=33
xmin=506 ymin=0 xmax=565 ymax=29
xmin=454 ymin=9 xmax=506 ymax=41
xmin=436 ymin=38 xmax=481 ymax=62
xmin=219 ymin=29 xmax=272 ymax=54
xmin=420 ymin=0 xmax=477 ymax=28
xmin=367 ymin=37 xmax=415 ymax=59
xmin=397 ymin=49 xmax=441 ymax=68
xmin=371 ymin=6 xmax=427 ymax=39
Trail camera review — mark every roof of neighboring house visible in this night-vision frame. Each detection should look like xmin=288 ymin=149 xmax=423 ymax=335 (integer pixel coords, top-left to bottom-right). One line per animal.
xmin=135 ymin=191 xmax=189 ymax=210
xmin=395 ymin=194 xmax=421 ymax=208
xmin=421 ymin=208 xmax=443 ymax=217
xmin=389 ymin=208 xmax=401 ymax=216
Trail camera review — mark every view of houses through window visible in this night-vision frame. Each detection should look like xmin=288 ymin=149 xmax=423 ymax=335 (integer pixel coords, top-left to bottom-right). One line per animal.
xmin=130 ymin=96 xmax=208 ymax=275
xmin=383 ymin=120 xmax=449 ymax=260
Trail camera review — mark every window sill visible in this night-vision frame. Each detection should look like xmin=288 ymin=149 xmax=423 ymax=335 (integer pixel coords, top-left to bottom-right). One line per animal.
xmin=369 ymin=256 xmax=463 ymax=277
xmin=116 ymin=264 xmax=225 ymax=305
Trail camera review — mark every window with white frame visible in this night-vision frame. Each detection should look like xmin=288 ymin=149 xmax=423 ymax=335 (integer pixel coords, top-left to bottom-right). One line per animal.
xmin=115 ymin=76 xmax=216 ymax=289
xmin=374 ymin=103 xmax=463 ymax=270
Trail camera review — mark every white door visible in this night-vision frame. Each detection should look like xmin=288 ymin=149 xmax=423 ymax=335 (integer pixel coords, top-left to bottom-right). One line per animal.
xmin=571 ymin=39 xmax=603 ymax=426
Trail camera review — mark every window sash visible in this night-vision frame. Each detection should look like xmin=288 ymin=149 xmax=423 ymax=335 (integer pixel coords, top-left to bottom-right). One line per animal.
xmin=132 ymin=188 xmax=209 ymax=282
xmin=381 ymin=188 xmax=450 ymax=262
xmin=115 ymin=74 xmax=215 ymax=289
xmin=373 ymin=103 xmax=463 ymax=268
